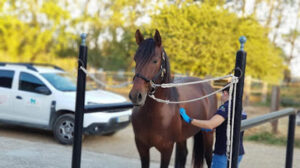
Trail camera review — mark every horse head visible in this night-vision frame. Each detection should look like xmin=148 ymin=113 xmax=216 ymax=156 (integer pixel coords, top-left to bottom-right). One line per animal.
xmin=129 ymin=29 xmax=171 ymax=106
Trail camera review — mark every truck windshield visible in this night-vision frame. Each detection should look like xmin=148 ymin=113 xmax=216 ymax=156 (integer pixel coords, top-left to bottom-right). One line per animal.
xmin=41 ymin=72 xmax=97 ymax=91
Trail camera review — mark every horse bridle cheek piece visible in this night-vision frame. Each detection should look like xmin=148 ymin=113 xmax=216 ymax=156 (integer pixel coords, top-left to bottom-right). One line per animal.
xmin=133 ymin=51 xmax=167 ymax=96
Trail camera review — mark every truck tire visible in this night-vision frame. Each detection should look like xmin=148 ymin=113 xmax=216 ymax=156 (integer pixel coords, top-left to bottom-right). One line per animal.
xmin=53 ymin=114 xmax=75 ymax=145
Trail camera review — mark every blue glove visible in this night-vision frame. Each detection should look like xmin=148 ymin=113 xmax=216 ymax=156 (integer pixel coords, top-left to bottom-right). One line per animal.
xmin=201 ymin=128 xmax=213 ymax=132
xmin=179 ymin=108 xmax=192 ymax=123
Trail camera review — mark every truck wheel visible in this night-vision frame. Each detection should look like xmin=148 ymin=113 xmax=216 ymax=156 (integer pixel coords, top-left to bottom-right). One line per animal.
xmin=53 ymin=114 xmax=75 ymax=145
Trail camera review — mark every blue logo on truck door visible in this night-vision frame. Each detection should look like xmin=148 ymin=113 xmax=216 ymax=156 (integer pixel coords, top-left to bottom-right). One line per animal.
xmin=30 ymin=98 xmax=36 ymax=104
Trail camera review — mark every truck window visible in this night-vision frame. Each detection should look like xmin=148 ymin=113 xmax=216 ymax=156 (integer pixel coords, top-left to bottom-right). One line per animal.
xmin=0 ymin=70 xmax=14 ymax=88
xmin=19 ymin=72 xmax=48 ymax=94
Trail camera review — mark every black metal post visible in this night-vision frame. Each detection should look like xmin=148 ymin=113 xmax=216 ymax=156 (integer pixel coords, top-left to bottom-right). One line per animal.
xmin=228 ymin=36 xmax=247 ymax=168
xmin=285 ymin=114 xmax=296 ymax=168
xmin=72 ymin=33 xmax=88 ymax=168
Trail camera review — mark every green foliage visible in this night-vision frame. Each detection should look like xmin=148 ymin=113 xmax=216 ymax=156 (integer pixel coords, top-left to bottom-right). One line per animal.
xmin=0 ymin=0 xmax=287 ymax=79
xmin=98 ymin=29 xmax=137 ymax=71
xmin=0 ymin=0 xmax=76 ymax=70
xmin=147 ymin=2 xmax=284 ymax=83
xmin=82 ymin=0 xmax=157 ymax=71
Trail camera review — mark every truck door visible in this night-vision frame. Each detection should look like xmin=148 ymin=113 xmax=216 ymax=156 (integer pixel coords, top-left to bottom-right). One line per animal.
xmin=0 ymin=69 xmax=15 ymax=120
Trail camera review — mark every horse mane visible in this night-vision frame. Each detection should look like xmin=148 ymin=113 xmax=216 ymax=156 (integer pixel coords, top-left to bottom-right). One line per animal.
xmin=134 ymin=38 xmax=179 ymax=101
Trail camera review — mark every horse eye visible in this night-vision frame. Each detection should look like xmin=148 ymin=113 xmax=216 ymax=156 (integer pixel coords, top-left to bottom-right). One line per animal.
xmin=153 ymin=60 xmax=158 ymax=64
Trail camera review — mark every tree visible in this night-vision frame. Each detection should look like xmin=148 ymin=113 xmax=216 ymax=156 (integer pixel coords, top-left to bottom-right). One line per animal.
xmin=0 ymin=0 xmax=77 ymax=69
xmin=146 ymin=2 xmax=284 ymax=83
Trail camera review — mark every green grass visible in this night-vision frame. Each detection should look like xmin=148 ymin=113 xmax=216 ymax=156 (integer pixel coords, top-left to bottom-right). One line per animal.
xmin=245 ymin=132 xmax=300 ymax=148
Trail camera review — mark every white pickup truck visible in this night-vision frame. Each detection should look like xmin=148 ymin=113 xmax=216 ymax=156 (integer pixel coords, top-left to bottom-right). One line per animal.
xmin=0 ymin=63 xmax=131 ymax=144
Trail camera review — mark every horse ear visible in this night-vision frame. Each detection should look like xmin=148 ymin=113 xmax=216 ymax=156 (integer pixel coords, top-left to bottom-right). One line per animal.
xmin=154 ymin=29 xmax=161 ymax=47
xmin=135 ymin=29 xmax=144 ymax=45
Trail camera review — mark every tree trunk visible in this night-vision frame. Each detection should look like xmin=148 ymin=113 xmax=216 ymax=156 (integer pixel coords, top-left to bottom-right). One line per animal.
xmin=242 ymin=0 xmax=246 ymax=16
xmin=265 ymin=0 xmax=275 ymax=28
xmin=271 ymin=0 xmax=284 ymax=44
xmin=262 ymin=82 xmax=268 ymax=103
xmin=244 ymin=76 xmax=252 ymax=106
xmin=253 ymin=0 xmax=259 ymax=15
xmin=287 ymin=8 xmax=299 ymax=65
xmin=270 ymin=86 xmax=280 ymax=134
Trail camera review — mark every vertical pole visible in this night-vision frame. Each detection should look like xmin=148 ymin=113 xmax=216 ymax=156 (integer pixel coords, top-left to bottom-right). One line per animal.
xmin=72 ymin=33 xmax=88 ymax=168
xmin=229 ymin=36 xmax=247 ymax=168
xmin=285 ymin=113 xmax=296 ymax=168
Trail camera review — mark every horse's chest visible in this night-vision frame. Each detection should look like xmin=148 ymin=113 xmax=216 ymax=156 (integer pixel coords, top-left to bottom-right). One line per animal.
xmin=132 ymin=106 xmax=178 ymax=146
xmin=138 ymin=130 xmax=173 ymax=147
xmin=132 ymin=119 xmax=175 ymax=146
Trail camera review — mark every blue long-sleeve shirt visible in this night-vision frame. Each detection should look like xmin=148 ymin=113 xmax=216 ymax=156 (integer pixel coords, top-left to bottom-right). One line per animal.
xmin=213 ymin=101 xmax=247 ymax=155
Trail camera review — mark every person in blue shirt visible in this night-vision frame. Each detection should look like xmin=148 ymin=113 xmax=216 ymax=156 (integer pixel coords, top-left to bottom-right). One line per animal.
xmin=180 ymin=86 xmax=247 ymax=168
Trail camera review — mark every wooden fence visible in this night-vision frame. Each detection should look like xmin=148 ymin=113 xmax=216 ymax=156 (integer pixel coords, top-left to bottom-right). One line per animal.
xmin=211 ymin=76 xmax=268 ymax=105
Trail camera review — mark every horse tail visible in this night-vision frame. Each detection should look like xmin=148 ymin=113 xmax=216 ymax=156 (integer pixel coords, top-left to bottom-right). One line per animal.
xmin=193 ymin=131 xmax=204 ymax=168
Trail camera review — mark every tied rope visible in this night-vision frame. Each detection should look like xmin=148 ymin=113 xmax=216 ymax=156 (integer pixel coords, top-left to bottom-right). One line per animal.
xmin=226 ymin=77 xmax=238 ymax=167
xmin=80 ymin=66 xmax=132 ymax=88
xmin=229 ymin=78 xmax=238 ymax=167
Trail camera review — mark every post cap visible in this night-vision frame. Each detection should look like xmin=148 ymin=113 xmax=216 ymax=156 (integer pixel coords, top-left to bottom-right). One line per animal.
xmin=80 ymin=33 xmax=87 ymax=46
xmin=239 ymin=36 xmax=247 ymax=51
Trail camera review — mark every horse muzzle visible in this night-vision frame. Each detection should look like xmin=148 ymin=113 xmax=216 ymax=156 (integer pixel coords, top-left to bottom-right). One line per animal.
xmin=129 ymin=91 xmax=147 ymax=106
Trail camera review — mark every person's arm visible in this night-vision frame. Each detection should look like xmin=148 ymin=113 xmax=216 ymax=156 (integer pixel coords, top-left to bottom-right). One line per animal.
xmin=191 ymin=115 xmax=225 ymax=130
xmin=179 ymin=108 xmax=225 ymax=130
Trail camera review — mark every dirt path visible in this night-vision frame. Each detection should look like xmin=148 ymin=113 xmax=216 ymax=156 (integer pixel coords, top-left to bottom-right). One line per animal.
xmin=0 ymin=123 xmax=299 ymax=167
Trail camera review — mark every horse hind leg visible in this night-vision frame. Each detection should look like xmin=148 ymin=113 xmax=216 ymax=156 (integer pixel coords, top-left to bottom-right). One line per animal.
xmin=135 ymin=138 xmax=150 ymax=168
xmin=203 ymin=132 xmax=214 ymax=168
xmin=193 ymin=131 xmax=204 ymax=168
xmin=175 ymin=140 xmax=188 ymax=168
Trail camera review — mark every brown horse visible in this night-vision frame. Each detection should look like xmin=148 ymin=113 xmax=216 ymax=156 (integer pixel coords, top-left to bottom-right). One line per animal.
xmin=129 ymin=29 xmax=217 ymax=168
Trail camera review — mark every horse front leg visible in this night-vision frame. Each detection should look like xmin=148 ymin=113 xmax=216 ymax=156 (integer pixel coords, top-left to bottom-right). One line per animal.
xmin=158 ymin=142 xmax=174 ymax=168
xmin=135 ymin=138 xmax=150 ymax=168
xmin=175 ymin=140 xmax=188 ymax=168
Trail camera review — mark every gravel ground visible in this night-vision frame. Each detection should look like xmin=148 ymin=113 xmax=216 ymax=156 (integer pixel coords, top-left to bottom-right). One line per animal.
xmin=0 ymin=124 xmax=299 ymax=168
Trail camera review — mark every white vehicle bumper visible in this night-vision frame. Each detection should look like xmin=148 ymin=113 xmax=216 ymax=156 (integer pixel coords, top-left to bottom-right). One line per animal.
xmin=83 ymin=109 xmax=132 ymax=135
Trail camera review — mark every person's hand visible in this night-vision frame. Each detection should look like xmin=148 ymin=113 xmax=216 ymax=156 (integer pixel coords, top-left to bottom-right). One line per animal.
xmin=179 ymin=108 xmax=192 ymax=123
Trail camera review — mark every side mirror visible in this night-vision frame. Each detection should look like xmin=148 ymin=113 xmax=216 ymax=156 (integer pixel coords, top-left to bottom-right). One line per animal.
xmin=35 ymin=86 xmax=51 ymax=95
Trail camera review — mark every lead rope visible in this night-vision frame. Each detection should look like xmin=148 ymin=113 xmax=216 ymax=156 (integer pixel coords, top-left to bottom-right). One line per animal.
xmin=80 ymin=66 xmax=132 ymax=88
xmin=148 ymin=82 xmax=233 ymax=104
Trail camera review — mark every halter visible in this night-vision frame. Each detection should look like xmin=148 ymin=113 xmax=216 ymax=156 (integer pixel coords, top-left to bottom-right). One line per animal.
xmin=133 ymin=50 xmax=167 ymax=95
